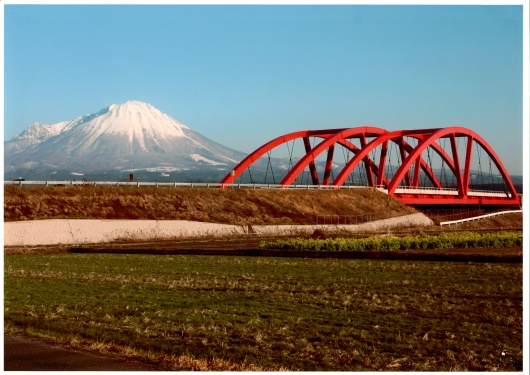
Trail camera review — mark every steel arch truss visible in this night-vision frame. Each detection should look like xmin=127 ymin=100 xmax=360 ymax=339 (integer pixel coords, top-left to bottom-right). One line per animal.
xmin=221 ymin=126 xmax=520 ymax=207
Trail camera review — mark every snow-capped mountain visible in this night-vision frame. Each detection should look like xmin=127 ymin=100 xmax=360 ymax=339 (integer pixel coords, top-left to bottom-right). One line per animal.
xmin=5 ymin=100 xmax=247 ymax=179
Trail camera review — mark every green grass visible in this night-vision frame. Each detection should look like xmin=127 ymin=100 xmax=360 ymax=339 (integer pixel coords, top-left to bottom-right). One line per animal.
xmin=260 ymin=231 xmax=523 ymax=251
xmin=4 ymin=253 xmax=522 ymax=371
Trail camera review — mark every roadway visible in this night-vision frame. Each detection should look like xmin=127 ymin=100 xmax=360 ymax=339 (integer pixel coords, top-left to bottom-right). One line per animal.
xmin=4 ymin=335 xmax=157 ymax=371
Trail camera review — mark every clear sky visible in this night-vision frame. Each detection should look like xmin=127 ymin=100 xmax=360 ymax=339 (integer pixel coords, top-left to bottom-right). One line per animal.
xmin=2 ymin=2 xmax=526 ymax=175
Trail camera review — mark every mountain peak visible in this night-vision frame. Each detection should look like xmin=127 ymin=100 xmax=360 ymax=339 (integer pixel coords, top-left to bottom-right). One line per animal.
xmin=72 ymin=100 xmax=191 ymax=143
xmin=11 ymin=120 xmax=69 ymax=142
xmin=5 ymin=100 xmax=246 ymax=177
xmin=110 ymin=100 xmax=160 ymax=113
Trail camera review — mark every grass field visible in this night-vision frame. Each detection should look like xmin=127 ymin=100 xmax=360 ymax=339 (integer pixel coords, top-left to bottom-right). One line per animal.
xmin=4 ymin=185 xmax=524 ymax=370
xmin=4 ymin=253 xmax=522 ymax=371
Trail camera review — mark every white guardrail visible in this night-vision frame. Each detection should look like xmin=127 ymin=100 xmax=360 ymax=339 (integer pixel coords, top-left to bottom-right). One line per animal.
xmin=440 ymin=210 xmax=523 ymax=226
xmin=3 ymin=181 xmax=515 ymax=198
xmin=390 ymin=186 xmax=513 ymax=198
xmin=4 ymin=180 xmax=366 ymax=189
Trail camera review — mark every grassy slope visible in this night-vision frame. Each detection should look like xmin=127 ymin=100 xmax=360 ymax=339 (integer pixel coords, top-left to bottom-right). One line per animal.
xmin=4 ymin=186 xmax=416 ymax=225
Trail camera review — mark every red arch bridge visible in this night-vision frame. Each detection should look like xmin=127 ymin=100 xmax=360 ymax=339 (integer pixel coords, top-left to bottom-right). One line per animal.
xmin=220 ymin=126 xmax=521 ymax=208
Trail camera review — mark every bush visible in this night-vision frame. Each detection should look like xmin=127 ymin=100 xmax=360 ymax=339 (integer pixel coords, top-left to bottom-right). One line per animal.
xmin=259 ymin=231 xmax=522 ymax=252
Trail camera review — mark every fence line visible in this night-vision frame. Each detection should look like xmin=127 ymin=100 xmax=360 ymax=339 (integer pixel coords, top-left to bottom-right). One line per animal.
xmin=4 ymin=180 xmax=513 ymax=197
xmin=423 ymin=208 xmax=487 ymax=222
xmin=316 ymin=213 xmax=377 ymax=225
xmin=4 ymin=180 xmax=370 ymax=190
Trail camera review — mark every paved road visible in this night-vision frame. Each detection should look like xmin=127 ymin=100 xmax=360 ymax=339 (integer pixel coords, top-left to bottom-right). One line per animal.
xmin=4 ymin=335 xmax=157 ymax=371
xmin=4 ymin=213 xmax=434 ymax=246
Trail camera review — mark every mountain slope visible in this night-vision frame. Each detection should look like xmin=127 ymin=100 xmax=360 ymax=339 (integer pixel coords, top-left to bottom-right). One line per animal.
xmin=5 ymin=101 xmax=247 ymax=177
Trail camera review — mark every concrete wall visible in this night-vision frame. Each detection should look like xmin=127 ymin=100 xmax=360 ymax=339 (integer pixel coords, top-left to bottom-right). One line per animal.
xmin=4 ymin=213 xmax=433 ymax=247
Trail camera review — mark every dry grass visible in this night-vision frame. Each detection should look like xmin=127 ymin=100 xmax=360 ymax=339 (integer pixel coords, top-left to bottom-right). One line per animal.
xmin=442 ymin=212 xmax=523 ymax=230
xmin=4 ymin=186 xmax=416 ymax=225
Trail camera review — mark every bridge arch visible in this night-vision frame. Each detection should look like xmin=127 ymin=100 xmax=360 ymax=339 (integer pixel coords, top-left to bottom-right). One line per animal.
xmin=220 ymin=126 xmax=520 ymax=207
xmin=385 ymin=127 xmax=519 ymax=205
xmin=220 ymin=129 xmax=344 ymax=185
xmin=279 ymin=126 xmax=388 ymax=186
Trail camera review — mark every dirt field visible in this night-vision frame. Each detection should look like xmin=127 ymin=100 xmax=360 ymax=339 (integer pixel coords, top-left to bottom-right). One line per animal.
xmin=5 ymin=232 xmax=521 ymax=264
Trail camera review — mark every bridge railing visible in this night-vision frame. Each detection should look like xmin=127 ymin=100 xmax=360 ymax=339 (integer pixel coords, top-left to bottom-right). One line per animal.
xmin=379 ymin=185 xmax=513 ymax=198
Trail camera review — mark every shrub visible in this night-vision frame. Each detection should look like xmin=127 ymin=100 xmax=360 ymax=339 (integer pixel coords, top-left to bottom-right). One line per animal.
xmin=260 ymin=231 xmax=522 ymax=252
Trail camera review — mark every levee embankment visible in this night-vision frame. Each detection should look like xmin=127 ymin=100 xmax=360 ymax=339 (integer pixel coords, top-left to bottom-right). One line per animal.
xmin=4 ymin=186 xmax=415 ymax=224
xmin=4 ymin=186 xmax=434 ymax=246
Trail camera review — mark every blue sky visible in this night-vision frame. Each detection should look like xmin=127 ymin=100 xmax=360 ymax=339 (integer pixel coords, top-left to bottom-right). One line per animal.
xmin=3 ymin=3 xmax=525 ymax=174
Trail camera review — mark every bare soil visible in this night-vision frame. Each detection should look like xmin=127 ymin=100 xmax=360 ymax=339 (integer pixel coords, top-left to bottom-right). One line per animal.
xmin=6 ymin=234 xmax=521 ymax=263
xmin=69 ymin=242 xmax=522 ymax=263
